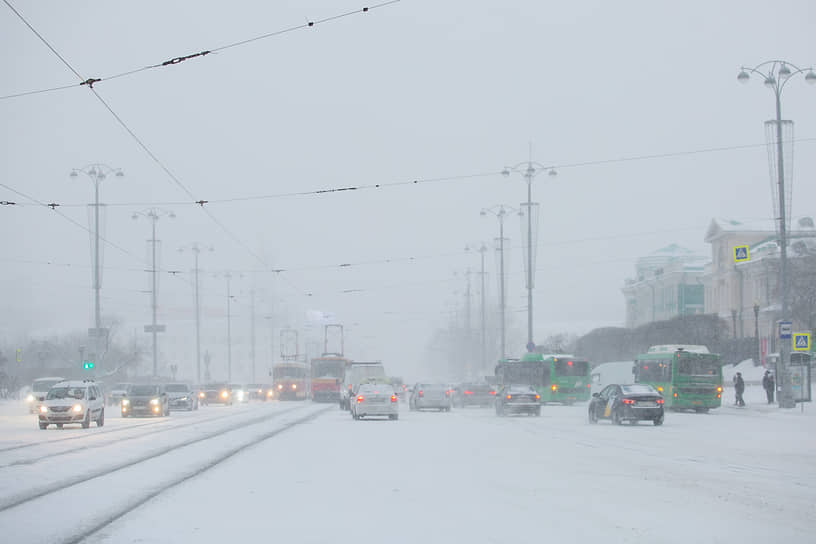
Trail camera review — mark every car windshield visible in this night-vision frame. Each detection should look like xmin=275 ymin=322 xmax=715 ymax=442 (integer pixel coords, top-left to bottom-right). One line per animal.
xmin=621 ymin=384 xmax=658 ymax=395
xmin=46 ymin=387 xmax=85 ymax=400
xmin=165 ymin=384 xmax=189 ymax=392
xmin=33 ymin=379 xmax=63 ymax=392
xmin=130 ymin=385 xmax=160 ymax=396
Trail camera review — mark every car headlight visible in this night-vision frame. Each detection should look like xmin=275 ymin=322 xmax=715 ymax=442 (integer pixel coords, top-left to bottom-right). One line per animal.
xmin=121 ymin=399 xmax=130 ymax=406
xmin=26 ymin=394 xmax=35 ymax=403
xmin=291 ymin=384 xmax=297 ymax=390
xmin=277 ymin=384 xmax=283 ymax=390
xmin=72 ymin=404 xmax=83 ymax=413
xmin=199 ymin=392 xmax=205 ymax=398
xmin=179 ymin=396 xmax=188 ymax=402
xmin=221 ymin=391 xmax=229 ymax=398
xmin=150 ymin=398 xmax=160 ymax=406
xmin=40 ymin=405 xmax=48 ymax=414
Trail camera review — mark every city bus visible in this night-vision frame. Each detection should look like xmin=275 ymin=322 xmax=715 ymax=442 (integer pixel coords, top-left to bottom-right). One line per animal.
xmin=494 ymin=353 xmax=591 ymax=404
xmin=633 ymin=345 xmax=723 ymax=412
xmin=310 ymin=355 xmax=350 ymax=403
xmin=271 ymin=362 xmax=309 ymax=400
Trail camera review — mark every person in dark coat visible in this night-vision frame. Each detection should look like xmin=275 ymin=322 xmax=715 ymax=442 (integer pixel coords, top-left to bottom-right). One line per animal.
xmin=734 ymin=372 xmax=746 ymax=407
xmin=762 ymin=370 xmax=775 ymax=404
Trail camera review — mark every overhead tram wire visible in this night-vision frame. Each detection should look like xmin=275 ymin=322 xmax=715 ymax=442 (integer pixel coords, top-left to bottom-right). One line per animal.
xmin=2 ymin=0 xmax=310 ymax=299
xmin=7 ymin=136 xmax=816 ymax=211
xmin=0 ymin=1 xmax=400 ymax=101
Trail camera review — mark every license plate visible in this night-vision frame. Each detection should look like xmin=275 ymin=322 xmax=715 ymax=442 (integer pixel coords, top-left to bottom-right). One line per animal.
xmin=638 ymin=401 xmax=656 ymax=407
xmin=692 ymin=400 xmax=702 ymax=405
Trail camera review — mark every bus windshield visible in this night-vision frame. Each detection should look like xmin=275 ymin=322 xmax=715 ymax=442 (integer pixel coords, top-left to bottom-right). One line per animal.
xmin=635 ymin=360 xmax=671 ymax=382
xmin=312 ymin=360 xmax=345 ymax=378
xmin=273 ymin=366 xmax=307 ymax=379
xmin=497 ymin=361 xmax=545 ymax=387
xmin=553 ymin=359 xmax=589 ymax=377
xmin=676 ymin=355 xmax=720 ymax=376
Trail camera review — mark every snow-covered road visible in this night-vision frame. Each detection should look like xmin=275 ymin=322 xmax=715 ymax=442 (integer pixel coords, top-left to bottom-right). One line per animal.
xmin=2 ymin=388 xmax=814 ymax=544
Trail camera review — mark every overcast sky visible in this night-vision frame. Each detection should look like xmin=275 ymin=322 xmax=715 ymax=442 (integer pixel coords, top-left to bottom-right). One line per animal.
xmin=2 ymin=0 xmax=814 ymax=381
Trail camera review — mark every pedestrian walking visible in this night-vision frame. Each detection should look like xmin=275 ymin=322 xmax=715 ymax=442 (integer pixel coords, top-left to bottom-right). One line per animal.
xmin=734 ymin=372 xmax=746 ymax=407
xmin=762 ymin=370 xmax=775 ymax=404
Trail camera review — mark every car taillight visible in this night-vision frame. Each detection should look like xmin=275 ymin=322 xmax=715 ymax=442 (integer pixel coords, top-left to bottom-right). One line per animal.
xmin=390 ymin=395 xmax=397 ymax=403
xmin=356 ymin=396 xmax=364 ymax=403
xmin=506 ymin=394 xmax=512 ymax=400
xmin=489 ymin=391 xmax=496 ymax=395
xmin=445 ymin=390 xmax=450 ymax=396
xmin=621 ymin=398 xmax=635 ymax=405
xmin=656 ymin=399 xmax=664 ymax=404
xmin=464 ymin=391 xmax=473 ymax=395
xmin=418 ymin=391 xmax=424 ymax=397
xmin=586 ymin=384 xmax=591 ymax=388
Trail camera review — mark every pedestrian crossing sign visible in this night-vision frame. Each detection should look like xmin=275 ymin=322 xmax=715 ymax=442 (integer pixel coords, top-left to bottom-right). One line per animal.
xmin=793 ymin=333 xmax=810 ymax=352
xmin=733 ymin=245 xmax=749 ymax=263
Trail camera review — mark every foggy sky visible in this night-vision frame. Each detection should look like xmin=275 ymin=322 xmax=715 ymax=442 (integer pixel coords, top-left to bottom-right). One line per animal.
xmin=2 ymin=0 xmax=815 ymax=381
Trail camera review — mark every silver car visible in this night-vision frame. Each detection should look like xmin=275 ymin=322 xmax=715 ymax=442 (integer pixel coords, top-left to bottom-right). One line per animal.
xmin=351 ymin=384 xmax=399 ymax=420
xmin=409 ymin=383 xmax=452 ymax=412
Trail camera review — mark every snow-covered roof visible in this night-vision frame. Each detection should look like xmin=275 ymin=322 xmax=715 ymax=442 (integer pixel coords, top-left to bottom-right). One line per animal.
xmin=706 ymin=216 xmax=815 ymax=242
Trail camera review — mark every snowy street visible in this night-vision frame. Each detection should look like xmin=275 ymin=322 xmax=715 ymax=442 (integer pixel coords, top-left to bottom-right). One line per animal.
xmin=1 ymin=388 xmax=814 ymax=544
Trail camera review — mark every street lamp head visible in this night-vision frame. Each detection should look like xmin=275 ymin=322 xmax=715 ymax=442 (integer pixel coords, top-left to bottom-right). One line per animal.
xmin=525 ymin=166 xmax=535 ymax=177
xmin=169 ymin=211 xmax=176 ymax=219
xmin=806 ymin=70 xmax=816 ymax=84
xmin=501 ymin=168 xmax=510 ymax=177
xmin=131 ymin=213 xmax=139 ymax=220
xmin=763 ymin=76 xmax=776 ymax=88
xmin=737 ymin=69 xmax=750 ymax=84
xmin=69 ymin=170 xmax=78 ymax=178
xmin=778 ymin=63 xmax=792 ymax=79
xmin=88 ymin=167 xmax=97 ymax=177
xmin=115 ymin=170 xmax=124 ymax=177
xmin=548 ymin=168 xmax=557 ymax=177
xmin=480 ymin=210 xmax=487 ymax=216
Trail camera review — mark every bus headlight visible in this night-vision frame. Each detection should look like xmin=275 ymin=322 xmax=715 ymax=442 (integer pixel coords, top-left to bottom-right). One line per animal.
xmin=150 ymin=398 xmax=160 ymax=406
xmin=26 ymin=394 xmax=35 ymax=403
xmin=291 ymin=384 xmax=297 ymax=390
xmin=122 ymin=399 xmax=130 ymax=406
xmin=278 ymin=384 xmax=283 ymax=390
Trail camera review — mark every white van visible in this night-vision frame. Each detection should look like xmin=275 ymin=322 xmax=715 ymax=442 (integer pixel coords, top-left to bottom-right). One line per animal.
xmin=590 ymin=362 xmax=635 ymax=395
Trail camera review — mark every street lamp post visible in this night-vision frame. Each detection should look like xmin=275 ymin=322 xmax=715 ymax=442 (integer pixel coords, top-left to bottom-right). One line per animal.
xmin=466 ymin=243 xmax=488 ymax=377
xmin=738 ymin=60 xmax=816 ymax=408
xmin=70 ymin=164 xmax=123 ymax=372
xmin=502 ymin=158 xmax=557 ymax=351
xmin=133 ymin=208 xmax=175 ymax=377
xmin=179 ymin=243 xmax=213 ymax=384
xmin=753 ymin=301 xmax=761 ymax=366
xmin=481 ymin=206 xmax=517 ymax=360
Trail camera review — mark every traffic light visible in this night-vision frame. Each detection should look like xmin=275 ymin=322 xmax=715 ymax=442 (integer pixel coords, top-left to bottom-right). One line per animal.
xmin=82 ymin=360 xmax=95 ymax=370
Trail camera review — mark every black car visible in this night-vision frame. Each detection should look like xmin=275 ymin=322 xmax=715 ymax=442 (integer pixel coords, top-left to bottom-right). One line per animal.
xmin=588 ymin=383 xmax=665 ymax=426
xmin=495 ymin=384 xmax=540 ymax=416
xmin=454 ymin=383 xmax=496 ymax=408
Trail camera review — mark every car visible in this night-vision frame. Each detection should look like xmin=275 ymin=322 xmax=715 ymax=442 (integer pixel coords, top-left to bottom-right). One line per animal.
xmin=351 ymin=383 xmax=399 ymax=420
xmin=588 ymin=383 xmax=665 ymax=426
xmin=203 ymin=383 xmax=233 ymax=405
xmin=121 ymin=384 xmax=170 ymax=417
xmin=408 ymin=383 xmax=452 ymax=412
xmin=453 ymin=383 xmax=496 ymax=408
xmin=107 ymin=382 xmax=132 ymax=407
xmin=38 ymin=379 xmax=105 ymax=429
xmin=165 ymin=383 xmax=199 ymax=411
xmin=25 ymin=376 xmax=65 ymax=413
xmin=246 ymin=384 xmax=267 ymax=401
xmin=229 ymin=384 xmax=249 ymax=403
xmin=495 ymin=384 xmax=541 ymax=416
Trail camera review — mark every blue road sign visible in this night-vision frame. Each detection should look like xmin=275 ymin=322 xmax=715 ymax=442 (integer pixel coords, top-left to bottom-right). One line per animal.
xmin=793 ymin=333 xmax=811 ymax=352
xmin=733 ymin=246 xmax=749 ymax=263
xmin=779 ymin=321 xmax=793 ymax=339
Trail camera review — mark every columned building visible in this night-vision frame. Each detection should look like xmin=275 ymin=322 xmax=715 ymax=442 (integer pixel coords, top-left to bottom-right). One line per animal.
xmin=622 ymin=244 xmax=707 ymax=328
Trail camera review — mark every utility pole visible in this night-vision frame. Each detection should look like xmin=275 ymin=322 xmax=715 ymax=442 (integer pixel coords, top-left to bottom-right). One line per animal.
xmin=226 ymin=272 xmax=233 ymax=383
xmin=250 ymin=288 xmax=257 ymax=383
xmin=482 ymin=206 xmax=516 ymax=360
xmin=180 ymin=243 xmax=212 ymax=384
xmin=71 ymin=164 xmax=123 ymax=372
xmin=134 ymin=208 xmax=174 ymax=377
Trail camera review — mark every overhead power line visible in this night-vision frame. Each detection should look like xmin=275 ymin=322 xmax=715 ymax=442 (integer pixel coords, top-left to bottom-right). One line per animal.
xmin=0 ymin=1 xmax=400 ymax=100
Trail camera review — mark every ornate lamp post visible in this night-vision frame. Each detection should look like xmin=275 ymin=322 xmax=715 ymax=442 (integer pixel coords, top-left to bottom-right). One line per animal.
xmin=738 ymin=60 xmax=816 ymax=407
xmin=502 ymin=158 xmax=557 ymax=352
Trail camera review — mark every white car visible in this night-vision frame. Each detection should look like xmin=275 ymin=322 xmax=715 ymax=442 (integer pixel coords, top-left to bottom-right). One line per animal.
xmin=38 ymin=380 xmax=105 ymax=429
xmin=25 ymin=376 xmax=65 ymax=413
xmin=351 ymin=383 xmax=399 ymax=420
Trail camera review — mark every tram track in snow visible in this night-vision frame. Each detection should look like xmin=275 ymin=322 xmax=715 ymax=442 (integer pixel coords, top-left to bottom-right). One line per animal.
xmin=0 ymin=405 xmax=279 ymax=468
xmin=0 ymin=402 xmax=315 ymax=513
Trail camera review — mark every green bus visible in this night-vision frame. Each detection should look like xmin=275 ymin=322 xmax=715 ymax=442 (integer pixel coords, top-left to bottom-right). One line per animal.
xmin=633 ymin=345 xmax=723 ymax=412
xmin=494 ymin=353 xmax=591 ymax=404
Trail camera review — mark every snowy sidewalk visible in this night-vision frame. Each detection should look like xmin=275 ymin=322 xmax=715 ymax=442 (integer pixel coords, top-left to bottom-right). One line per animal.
xmin=720 ymin=384 xmax=813 ymax=417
